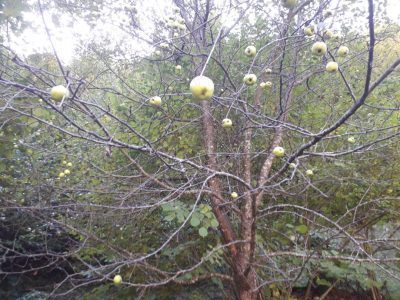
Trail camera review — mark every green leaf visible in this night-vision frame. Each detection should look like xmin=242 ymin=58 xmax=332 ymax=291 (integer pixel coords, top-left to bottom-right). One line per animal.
xmin=210 ymin=219 xmax=219 ymax=228
xmin=164 ymin=214 xmax=175 ymax=222
xmin=198 ymin=227 xmax=208 ymax=237
xmin=295 ymin=224 xmax=309 ymax=235
xmin=316 ymin=278 xmax=331 ymax=287
xmin=190 ymin=216 xmax=201 ymax=227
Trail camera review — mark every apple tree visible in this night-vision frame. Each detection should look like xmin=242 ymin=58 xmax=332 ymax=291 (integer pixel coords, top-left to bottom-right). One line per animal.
xmin=1 ymin=0 xmax=400 ymax=299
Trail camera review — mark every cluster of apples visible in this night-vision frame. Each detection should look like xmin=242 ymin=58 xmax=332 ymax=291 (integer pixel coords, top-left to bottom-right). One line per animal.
xmin=311 ymin=40 xmax=350 ymax=73
xmin=58 ymin=160 xmax=73 ymax=178
xmin=272 ymin=146 xmax=314 ymax=176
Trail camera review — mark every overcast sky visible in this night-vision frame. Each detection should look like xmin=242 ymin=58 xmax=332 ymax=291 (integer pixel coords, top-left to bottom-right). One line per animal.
xmin=7 ymin=0 xmax=400 ymax=64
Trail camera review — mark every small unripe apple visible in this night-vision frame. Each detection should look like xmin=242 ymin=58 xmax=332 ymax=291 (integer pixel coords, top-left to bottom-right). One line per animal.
xmin=289 ymin=163 xmax=296 ymax=169
xmin=175 ymin=65 xmax=182 ymax=71
xmin=67 ymin=162 xmax=72 ymax=167
xmin=160 ymin=42 xmax=169 ymax=49
xmin=281 ymin=0 xmax=297 ymax=9
xmin=272 ymin=146 xmax=285 ymax=157
xmin=173 ymin=32 xmax=179 ymax=38
xmin=64 ymin=169 xmax=71 ymax=175
xmin=304 ymin=26 xmax=315 ymax=36
xmin=190 ymin=76 xmax=214 ymax=100
xmin=311 ymin=42 xmax=327 ymax=56
xmin=265 ymin=68 xmax=272 ymax=74
xmin=149 ymin=96 xmax=162 ymax=106
xmin=58 ymin=172 xmax=65 ymax=178
xmin=62 ymin=160 xmax=67 ymax=165
xmin=243 ymin=74 xmax=257 ymax=86
xmin=113 ymin=275 xmax=122 ymax=285
xmin=338 ymin=46 xmax=349 ymax=57
xmin=231 ymin=192 xmax=238 ymax=199
xmin=244 ymin=45 xmax=257 ymax=57
xmin=326 ymin=61 xmax=339 ymax=73
xmin=306 ymin=169 xmax=314 ymax=176
xmin=222 ymin=118 xmax=233 ymax=128
xmin=264 ymin=81 xmax=272 ymax=89
xmin=155 ymin=50 xmax=161 ymax=56
xmin=50 ymin=85 xmax=69 ymax=102
xmin=347 ymin=136 xmax=355 ymax=143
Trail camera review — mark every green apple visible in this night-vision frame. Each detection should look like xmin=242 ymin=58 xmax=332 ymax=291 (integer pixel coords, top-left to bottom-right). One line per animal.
xmin=222 ymin=118 xmax=233 ymax=128
xmin=64 ymin=169 xmax=71 ymax=175
xmin=190 ymin=76 xmax=214 ymax=100
xmin=50 ymin=85 xmax=69 ymax=102
xmin=149 ymin=96 xmax=162 ymax=106
xmin=289 ymin=163 xmax=296 ymax=169
xmin=231 ymin=192 xmax=238 ymax=199
xmin=113 ymin=275 xmax=122 ymax=285
xmin=244 ymin=45 xmax=257 ymax=57
xmin=281 ymin=0 xmax=297 ymax=9
xmin=347 ymin=136 xmax=355 ymax=143
xmin=243 ymin=74 xmax=257 ymax=86
xmin=265 ymin=68 xmax=272 ymax=74
xmin=306 ymin=169 xmax=314 ymax=176
xmin=326 ymin=61 xmax=339 ymax=73
xmin=311 ymin=42 xmax=327 ymax=56
xmin=67 ymin=162 xmax=72 ymax=167
xmin=338 ymin=46 xmax=349 ymax=57
xmin=272 ymin=146 xmax=285 ymax=157
xmin=155 ymin=50 xmax=161 ymax=56
xmin=304 ymin=26 xmax=315 ymax=36
xmin=58 ymin=172 xmax=65 ymax=178
xmin=175 ymin=65 xmax=182 ymax=71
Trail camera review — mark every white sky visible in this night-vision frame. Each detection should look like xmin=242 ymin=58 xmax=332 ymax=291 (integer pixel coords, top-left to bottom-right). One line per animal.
xmin=5 ymin=0 xmax=400 ymax=64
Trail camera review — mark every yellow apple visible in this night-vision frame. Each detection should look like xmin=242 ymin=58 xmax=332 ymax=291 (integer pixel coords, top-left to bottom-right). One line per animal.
xmin=190 ymin=76 xmax=214 ymax=100
xmin=338 ymin=46 xmax=349 ymax=57
xmin=281 ymin=0 xmax=297 ymax=9
xmin=272 ymin=146 xmax=285 ymax=157
xmin=58 ymin=172 xmax=65 ymax=178
xmin=175 ymin=65 xmax=182 ymax=71
xmin=326 ymin=61 xmax=339 ymax=73
xmin=306 ymin=169 xmax=314 ymax=176
xmin=289 ymin=163 xmax=296 ymax=169
xmin=304 ymin=26 xmax=315 ymax=36
xmin=244 ymin=45 xmax=257 ymax=57
xmin=64 ymin=169 xmax=71 ymax=175
xmin=231 ymin=192 xmax=238 ymax=199
xmin=222 ymin=118 xmax=233 ymax=128
xmin=311 ymin=42 xmax=327 ymax=56
xmin=155 ymin=50 xmax=161 ymax=56
xmin=67 ymin=162 xmax=72 ymax=167
xmin=62 ymin=161 xmax=67 ymax=165
xmin=347 ymin=136 xmax=355 ymax=143
xmin=243 ymin=74 xmax=257 ymax=86
xmin=50 ymin=85 xmax=69 ymax=102
xmin=265 ymin=68 xmax=272 ymax=74
xmin=113 ymin=275 xmax=122 ymax=285
xmin=149 ymin=96 xmax=162 ymax=106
